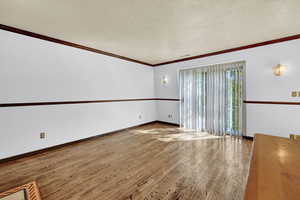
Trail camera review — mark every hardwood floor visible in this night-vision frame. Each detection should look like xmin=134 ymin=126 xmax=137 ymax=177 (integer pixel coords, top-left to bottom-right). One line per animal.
xmin=0 ymin=122 xmax=253 ymax=200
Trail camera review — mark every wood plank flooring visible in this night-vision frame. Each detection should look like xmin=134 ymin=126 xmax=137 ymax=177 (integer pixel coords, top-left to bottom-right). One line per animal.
xmin=0 ymin=122 xmax=253 ymax=200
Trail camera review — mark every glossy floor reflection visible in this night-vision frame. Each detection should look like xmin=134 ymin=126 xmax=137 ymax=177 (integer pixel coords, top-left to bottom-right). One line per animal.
xmin=133 ymin=127 xmax=225 ymax=142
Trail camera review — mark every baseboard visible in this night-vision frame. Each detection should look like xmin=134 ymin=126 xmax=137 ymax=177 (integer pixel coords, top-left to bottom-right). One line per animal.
xmin=154 ymin=120 xmax=180 ymax=126
xmin=0 ymin=121 xmax=250 ymax=164
xmin=0 ymin=121 xmax=157 ymax=164
xmin=243 ymin=135 xmax=254 ymax=140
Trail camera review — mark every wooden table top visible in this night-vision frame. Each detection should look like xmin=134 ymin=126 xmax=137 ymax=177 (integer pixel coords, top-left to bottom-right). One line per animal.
xmin=244 ymin=134 xmax=300 ymax=200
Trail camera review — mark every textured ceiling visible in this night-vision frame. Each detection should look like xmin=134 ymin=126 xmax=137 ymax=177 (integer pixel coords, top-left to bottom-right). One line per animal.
xmin=1 ymin=0 xmax=300 ymax=65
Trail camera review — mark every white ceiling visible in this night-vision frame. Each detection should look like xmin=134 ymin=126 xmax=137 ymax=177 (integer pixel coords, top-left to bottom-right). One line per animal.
xmin=1 ymin=0 xmax=300 ymax=65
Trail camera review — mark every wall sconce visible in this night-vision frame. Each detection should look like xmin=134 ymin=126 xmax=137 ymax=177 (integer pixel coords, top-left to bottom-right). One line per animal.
xmin=273 ymin=64 xmax=286 ymax=76
xmin=161 ymin=75 xmax=168 ymax=85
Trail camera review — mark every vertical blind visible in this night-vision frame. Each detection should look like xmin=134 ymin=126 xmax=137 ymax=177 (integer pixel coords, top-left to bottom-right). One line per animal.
xmin=179 ymin=61 xmax=245 ymax=136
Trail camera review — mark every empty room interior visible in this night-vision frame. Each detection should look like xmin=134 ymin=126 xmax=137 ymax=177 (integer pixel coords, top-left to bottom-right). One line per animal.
xmin=0 ymin=1 xmax=300 ymax=200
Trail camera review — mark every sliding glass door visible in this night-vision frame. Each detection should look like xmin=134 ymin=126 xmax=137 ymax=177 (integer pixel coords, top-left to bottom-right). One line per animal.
xmin=179 ymin=61 xmax=245 ymax=136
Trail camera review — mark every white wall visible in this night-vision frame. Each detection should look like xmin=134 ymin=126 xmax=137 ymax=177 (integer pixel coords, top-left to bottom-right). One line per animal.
xmin=1 ymin=28 xmax=300 ymax=160
xmin=0 ymin=30 xmax=156 ymax=159
xmin=154 ymin=39 xmax=300 ymax=137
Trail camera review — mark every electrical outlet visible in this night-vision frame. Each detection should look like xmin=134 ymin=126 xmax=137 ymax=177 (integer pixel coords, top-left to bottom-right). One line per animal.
xmin=138 ymin=114 xmax=142 ymax=119
xmin=168 ymin=114 xmax=173 ymax=118
xmin=40 ymin=132 xmax=46 ymax=139
xmin=291 ymin=91 xmax=297 ymax=97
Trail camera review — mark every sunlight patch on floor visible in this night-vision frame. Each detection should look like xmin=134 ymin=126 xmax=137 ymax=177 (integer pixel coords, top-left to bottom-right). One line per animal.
xmin=132 ymin=128 xmax=225 ymax=142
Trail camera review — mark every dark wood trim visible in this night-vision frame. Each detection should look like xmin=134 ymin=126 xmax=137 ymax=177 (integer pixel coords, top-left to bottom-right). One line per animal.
xmin=0 ymin=98 xmax=180 ymax=107
xmin=155 ymin=120 xmax=180 ymax=126
xmin=153 ymin=34 xmax=300 ymax=66
xmin=8 ymin=99 xmax=300 ymax=107
xmin=0 ymin=98 xmax=156 ymax=107
xmin=0 ymin=121 xmax=160 ymax=164
xmin=243 ymin=135 xmax=254 ymax=140
xmin=0 ymin=24 xmax=152 ymax=66
xmin=244 ymin=100 xmax=300 ymax=105
xmin=155 ymin=98 xmax=180 ymax=101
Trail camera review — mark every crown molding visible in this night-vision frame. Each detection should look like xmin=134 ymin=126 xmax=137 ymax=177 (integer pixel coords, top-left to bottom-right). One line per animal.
xmin=1 ymin=24 xmax=300 ymax=67
xmin=0 ymin=24 xmax=153 ymax=66
xmin=153 ymin=34 xmax=300 ymax=66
